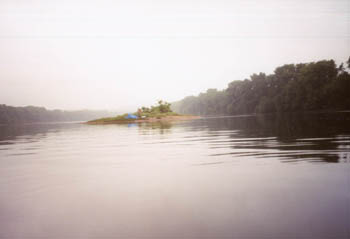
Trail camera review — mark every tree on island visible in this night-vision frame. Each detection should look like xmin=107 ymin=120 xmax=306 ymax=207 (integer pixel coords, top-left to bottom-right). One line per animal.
xmin=137 ymin=100 xmax=173 ymax=117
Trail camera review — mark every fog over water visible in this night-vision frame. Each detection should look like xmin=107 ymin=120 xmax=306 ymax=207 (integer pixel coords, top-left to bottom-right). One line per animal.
xmin=0 ymin=0 xmax=349 ymax=111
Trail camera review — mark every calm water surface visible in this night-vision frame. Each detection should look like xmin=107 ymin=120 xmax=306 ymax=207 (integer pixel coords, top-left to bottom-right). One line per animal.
xmin=0 ymin=113 xmax=349 ymax=239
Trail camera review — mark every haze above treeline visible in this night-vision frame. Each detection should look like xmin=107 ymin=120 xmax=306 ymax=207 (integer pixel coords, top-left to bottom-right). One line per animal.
xmin=0 ymin=0 xmax=349 ymax=111
xmin=1 ymin=57 xmax=350 ymax=124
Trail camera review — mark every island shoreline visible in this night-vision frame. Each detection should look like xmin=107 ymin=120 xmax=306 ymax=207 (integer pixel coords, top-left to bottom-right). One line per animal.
xmin=86 ymin=115 xmax=200 ymax=124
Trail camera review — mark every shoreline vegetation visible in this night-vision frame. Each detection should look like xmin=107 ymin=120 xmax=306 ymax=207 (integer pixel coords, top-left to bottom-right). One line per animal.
xmin=1 ymin=57 xmax=349 ymax=125
xmin=172 ymin=58 xmax=350 ymax=116
xmin=87 ymin=100 xmax=200 ymax=124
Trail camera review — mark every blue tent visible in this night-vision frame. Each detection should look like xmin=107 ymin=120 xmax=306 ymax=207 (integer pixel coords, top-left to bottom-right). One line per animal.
xmin=125 ymin=113 xmax=138 ymax=119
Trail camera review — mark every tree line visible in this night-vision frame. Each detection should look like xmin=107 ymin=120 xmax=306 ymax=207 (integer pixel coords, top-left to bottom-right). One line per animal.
xmin=0 ymin=105 xmax=117 ymax=124
xmin=171 ymin=58 xmax=350 ymax=115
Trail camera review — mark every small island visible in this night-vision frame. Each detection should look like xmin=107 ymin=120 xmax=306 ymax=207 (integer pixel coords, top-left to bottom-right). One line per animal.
xmin=87 ymin=100 xmax=200 ymax=124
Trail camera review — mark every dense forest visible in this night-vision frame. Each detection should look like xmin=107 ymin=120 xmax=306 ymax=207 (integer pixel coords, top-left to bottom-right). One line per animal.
xmin=172 ymin=58 xmax=350 ymax=115
xmin=0 ymin=105 xmax=117 ymax=124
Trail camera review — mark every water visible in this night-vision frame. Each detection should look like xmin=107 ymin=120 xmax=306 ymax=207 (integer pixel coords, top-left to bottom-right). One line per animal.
xmin=0 ymin=112 xmax=349 ymax=239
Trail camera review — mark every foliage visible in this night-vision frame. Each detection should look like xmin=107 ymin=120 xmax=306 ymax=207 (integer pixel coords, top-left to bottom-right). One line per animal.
xmin=171 ymin=58 xmax=350 ymax=115
xmin=138 ymin=100 xmax=173 ymax=116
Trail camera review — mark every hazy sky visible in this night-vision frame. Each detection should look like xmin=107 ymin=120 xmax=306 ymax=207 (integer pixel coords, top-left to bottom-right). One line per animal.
xmin=0 ymin=0 xmax=349 ymax=111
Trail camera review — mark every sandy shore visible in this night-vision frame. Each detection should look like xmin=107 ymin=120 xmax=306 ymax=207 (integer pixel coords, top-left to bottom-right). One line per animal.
xmin=86 ymin=115 xmax=200 ymax=124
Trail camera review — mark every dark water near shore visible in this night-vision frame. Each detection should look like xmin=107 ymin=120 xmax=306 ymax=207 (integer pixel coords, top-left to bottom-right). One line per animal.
xmin=0 ymin=112 xmax=349 ymax=238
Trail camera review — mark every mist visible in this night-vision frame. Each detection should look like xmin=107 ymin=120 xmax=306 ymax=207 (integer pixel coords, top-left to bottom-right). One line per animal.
xmin=0 ymin=0 xmax=349 ymax=111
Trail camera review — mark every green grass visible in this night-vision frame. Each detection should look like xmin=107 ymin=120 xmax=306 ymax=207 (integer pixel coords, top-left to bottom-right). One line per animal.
xmin=88 ymin=114 xmax=131 ymax=123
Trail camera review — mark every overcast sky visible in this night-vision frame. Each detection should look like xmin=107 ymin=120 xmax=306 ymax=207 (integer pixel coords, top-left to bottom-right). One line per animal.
xmin=0 ymin=0 xmax=349 ymax=111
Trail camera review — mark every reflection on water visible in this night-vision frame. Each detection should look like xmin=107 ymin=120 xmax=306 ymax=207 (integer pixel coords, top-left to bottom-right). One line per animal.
xmin=0 ymin=113 xmax=349 ymax=238
xmin=184 ymin=112 xmax=350 ymax=163
xmin=138 ymin=121 xmax=174 ymax=135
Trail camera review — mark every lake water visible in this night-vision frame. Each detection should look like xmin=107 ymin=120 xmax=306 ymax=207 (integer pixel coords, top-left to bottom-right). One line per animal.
xmin=0 ymin=112 xmax=349 ymax=239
